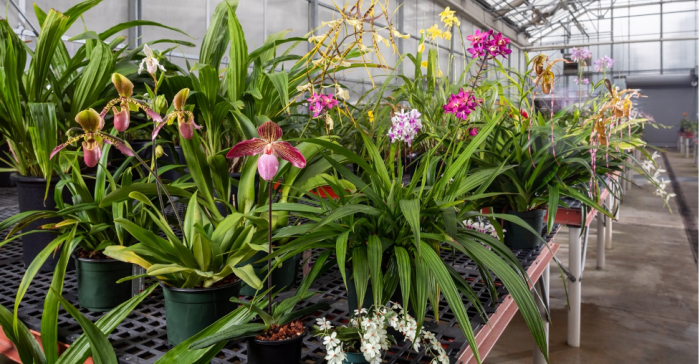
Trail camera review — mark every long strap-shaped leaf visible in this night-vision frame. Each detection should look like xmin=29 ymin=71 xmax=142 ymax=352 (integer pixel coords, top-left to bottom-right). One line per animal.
xmin=419 ymin=241 xmax=482 ymax=363
xmin=52 ymin=290 xmax=118 ymax=364
xmin=57 ymin=284 xmax=157 ymax=364
xmin=0 ymin=305 xmax=46 ymax=364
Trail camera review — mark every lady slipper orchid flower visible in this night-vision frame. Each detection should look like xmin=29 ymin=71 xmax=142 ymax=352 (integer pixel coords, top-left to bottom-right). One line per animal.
xmin=152 ymin=88 xmax=202 ymax=140
xmin=138 ymin=44 xmax=166 ymax=76
xmin=225 ymin=121 xmax=306 ymax=181
xmin=100 ymin=73 xmax=162 ymax=132
xmin=50 ymin=109 xmax=134 ymax=167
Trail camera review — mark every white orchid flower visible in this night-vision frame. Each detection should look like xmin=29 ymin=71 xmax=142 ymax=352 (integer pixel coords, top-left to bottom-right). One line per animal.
xmin=138 ymin=44 xmax=165 ymax=76
xmin=335 ymin=84 xmax=349 ymax=101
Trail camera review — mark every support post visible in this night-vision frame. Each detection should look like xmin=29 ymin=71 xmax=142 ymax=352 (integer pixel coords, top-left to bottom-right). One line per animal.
xmin=685 ymin=137 xmax=690 ymax=158
xmin=680 ymin=136 xmax=685 ymax=154
xmin=567 ymin=227 xmax=581 ymax=347
xmin=596 ymin=213 xmax=605 ymax=269
xmin=533 ymin=261 xmax=550 ymax=364
xmin=128 ymin=0 xmax=142 ymax=48
xmin=606 ymin=192 xmax=613 ymax=250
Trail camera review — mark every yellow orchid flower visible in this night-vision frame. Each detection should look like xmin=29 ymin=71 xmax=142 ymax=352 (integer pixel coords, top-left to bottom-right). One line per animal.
xmin=417 ymin=43 xmax=425 ymax=53
xmin=421 ymin=60 xmax=428 ymax=68
xmin=322 ymin=19 xmax=343 ymax=28
xmin=442 ymin=31 xmax=452 ymax=41
xmin=420 ymin=24 xmax=443 ymax=41
xmin=373 ymin=32 xmax=391 ymax=47
xmin=439 ymin=7 xmax=456 ymax=22
xmin=390 ymin=26 xmax=410 ymax=39
xmin=437 ymin=69 xmax=443 ymax=77
xmin=444 ymin=15 xmax=460 ymax=27
xmin=368 ymin=111 xmax=374 ymax=123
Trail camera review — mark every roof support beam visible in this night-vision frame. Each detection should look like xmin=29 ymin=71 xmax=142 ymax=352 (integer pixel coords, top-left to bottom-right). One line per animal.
xmin=523 ymin=36 xmax=698 ymax=51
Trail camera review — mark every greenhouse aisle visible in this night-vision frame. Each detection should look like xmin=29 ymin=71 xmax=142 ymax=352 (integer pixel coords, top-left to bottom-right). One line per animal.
xmin=487 ymin=148 xmax=699 ymax=364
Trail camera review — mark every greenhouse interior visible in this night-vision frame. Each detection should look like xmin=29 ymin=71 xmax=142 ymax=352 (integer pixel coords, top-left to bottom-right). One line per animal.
xmin=0 ymin=0 xmax=697 ymax=363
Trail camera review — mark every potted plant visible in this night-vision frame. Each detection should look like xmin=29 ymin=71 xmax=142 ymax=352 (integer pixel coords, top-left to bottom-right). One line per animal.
xmin=102 ymin=188 xmax=269 ymax=345
xmin=270 ymin=116 xmax=551 ymax=362
xmin=188 ymin=292 xmax=330 ymax=364
xmin=312 ymin=302 xmax=449 ymax=364
xmin=0 ymin=3 xmax=187 ymax=270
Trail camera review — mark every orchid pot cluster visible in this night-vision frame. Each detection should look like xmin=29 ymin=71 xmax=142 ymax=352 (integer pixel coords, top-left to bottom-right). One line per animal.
xmin=313 ymin=303 xmax=448 ymax=364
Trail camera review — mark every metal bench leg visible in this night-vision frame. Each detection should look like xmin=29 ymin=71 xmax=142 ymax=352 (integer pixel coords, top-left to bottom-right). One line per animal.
xmin=596 ymin=213 xmax=605 ymax=269
xmin=567 ymin=227 xmax=581 ymax=347
xmin=606 ymin=193 xmax=613 ymax=250
xmin=533 ymin=261 xmax=550 ymax=364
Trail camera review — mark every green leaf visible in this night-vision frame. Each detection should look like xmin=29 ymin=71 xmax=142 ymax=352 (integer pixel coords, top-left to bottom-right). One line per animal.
xmin=278 ymin=301 xmax=330 ymax=326
xmin=547 ymin=184 xmax=559 ymax=234
xmin=199 ymin=0 xmax=238 ymax=71
xmin=231 ymin=264 xmax=263 ymax=290
xmin=352 ymin=247 xmax=370 ymax=311
xmin=52 ymin=290 xmax=118 ymax=364
xmin=100 ymin=183 xmax=192 ymax=207
xmin=399 ymin=199 xmax=421 ymax=252
xmin=394 ymin=247 xmax=411 ymax=310
xmin=27 ymin=103 xmax=58 ymax=199
xmin=226 ymin=5 xmax=248 ymax=101
xmin=188 ymin=323 xmax=265 ymax=350
xmin=367 ymin=235 xmax=383 ymax=307
xmin=57 ymin=285 xmax=158 ymax=364
xmin=28 ymin=9 xmax=70 ymax=102
xmin=336 ymin=230 xmax=350 ymax=290
xmin=71 ymin=41 xmax=114 ymax=118
xmin=0 ymin=305 xmax=45 ymax=364
xmin=264 ymin=71 xmax=289 ymax=110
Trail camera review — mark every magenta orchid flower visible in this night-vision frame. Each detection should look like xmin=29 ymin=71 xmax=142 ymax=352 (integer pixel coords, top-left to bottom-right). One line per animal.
xmin=307 ymin=93 xmax=338 ymax=118
xmin=152 ymin=88 xmax=202 ymax=140
xmin=225 ymin=121 xmax=306 ymax=181
xmin=50 ymin=109 xmax=134 ymax=168
xmin=100 ymin=73 xmax=162 ymax=132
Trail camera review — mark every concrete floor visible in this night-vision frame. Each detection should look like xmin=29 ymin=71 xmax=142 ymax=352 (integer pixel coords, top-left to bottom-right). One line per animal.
xmin=487 ymin=149 xmax=699 ymax=364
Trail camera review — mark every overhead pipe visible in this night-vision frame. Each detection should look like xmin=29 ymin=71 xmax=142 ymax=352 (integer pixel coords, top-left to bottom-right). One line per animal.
xmin=523 ymin=36 xmax=699 ymax=51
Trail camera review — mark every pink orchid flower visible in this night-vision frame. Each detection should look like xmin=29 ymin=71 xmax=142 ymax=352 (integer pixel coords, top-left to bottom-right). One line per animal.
xmin=50 ymin=109 xmax=134 ymax=168
xmin=100 ymin=73 xmax=162 ymax=132
xmin=225 ymin=121 xmax=306 ymax=181
xmin=151 ymin=88 xmax=202 ymax=140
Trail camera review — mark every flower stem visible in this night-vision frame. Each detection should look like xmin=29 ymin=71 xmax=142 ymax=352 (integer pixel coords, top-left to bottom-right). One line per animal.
xmin=268 ymin=179 xmax=273 ymax=315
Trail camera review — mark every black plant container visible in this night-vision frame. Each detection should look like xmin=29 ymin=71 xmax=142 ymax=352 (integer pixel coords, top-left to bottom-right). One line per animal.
xmin=502 ymin=209 xmax=546 ymax=249
xmin=246 ymin=327 xmax=307 ymax=364
xmin=12 ymin=174 xmax=74 ymax=272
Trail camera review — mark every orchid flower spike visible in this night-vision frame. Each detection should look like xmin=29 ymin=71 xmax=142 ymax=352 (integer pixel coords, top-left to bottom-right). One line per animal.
xmin=225 ymin=121 xmax=306 ymax=181
xmin=152 ymin=88 xmax=202 ymax=140
xmin=138 ymin=44 xmax=166 ymax=76
xmin=100 ymin=73 xmax=162 ymax=132
xmin=50 ymin=109 xmax=134 ymax=167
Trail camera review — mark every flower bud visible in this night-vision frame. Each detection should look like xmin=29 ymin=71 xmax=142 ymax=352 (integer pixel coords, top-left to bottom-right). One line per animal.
xmin=155 ymin=145 xmax=166 ymax=159
xmin=111 ymin=73 xmax=134 ymax=98
xmin=156 ymin=95 xmax=168 ymax=114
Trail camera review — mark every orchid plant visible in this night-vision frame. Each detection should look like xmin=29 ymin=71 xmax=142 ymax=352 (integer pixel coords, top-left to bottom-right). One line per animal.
xmin=313 ymin=303 xmax=449 ymax=364
xmin=226 ymin=120 xmax=306 ymax=311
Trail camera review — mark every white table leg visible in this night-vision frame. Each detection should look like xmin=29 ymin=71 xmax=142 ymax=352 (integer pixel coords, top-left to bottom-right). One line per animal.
xmin=686 ymin=138 xmax=690 ymax=158
xmin=680 ymin=136 xmax=685 ymax=154
xmin=533 ymin=262 xmax=550 ymax=364
xmin=567 ymin=227 xmax=581 ymax=347
xmin=606 ymin=193 xmax=613 ymax=250
xmin=596 ymin=213 xmax=605 ymax=270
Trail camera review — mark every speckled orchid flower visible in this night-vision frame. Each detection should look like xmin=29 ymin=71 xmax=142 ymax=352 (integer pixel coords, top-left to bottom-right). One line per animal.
xmin=225 ymin=121 xmax=306 ymax=181
xmin=151 ymin=88 xmax=202 ymax=140
xmin=100 ymin=73 xmax=162 ymax=132
xmin=50 ymin=109 xmax=134 ymax=168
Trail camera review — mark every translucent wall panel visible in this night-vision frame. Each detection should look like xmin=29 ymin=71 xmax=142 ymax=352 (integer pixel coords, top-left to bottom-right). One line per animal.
xmin=662 ymin=40 xmax=697 ymax=72
xmin=628 ymin=42 xmax=660 ymax=72
xmin=663 ymin=11 xmax=698 ymax=38
xmin=629 ymin=15 xmax=660 ymax=40
xmin=31 ymin=1 xmax=129 ymax=38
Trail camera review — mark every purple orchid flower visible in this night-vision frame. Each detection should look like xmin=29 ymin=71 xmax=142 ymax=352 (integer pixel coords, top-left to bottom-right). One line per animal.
xmin=226 ymin=121 xmax=306 ymax=181
xmin=152 ymin=88 xmax=202 ymax=140
xmin=100 ymin=73 xmax=162 ymax=133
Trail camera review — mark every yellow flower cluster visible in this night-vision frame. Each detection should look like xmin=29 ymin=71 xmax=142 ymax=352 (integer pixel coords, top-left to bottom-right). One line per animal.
xmin=419 ymin=7 xmax=460 ymax=43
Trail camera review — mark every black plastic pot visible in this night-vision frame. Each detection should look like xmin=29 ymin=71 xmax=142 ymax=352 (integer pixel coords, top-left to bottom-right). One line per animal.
xmin=346 ymin=268 xmax=374 ymax=315
xmin=246 ymin=327 xmax=307 ymax=364
xmin=239 ymin=252 xmax=300 ymax=296
xmin=0 ymin=143 xmax=14 ymax=187
xmin=75 ymin=251 xmax=133 ymax=312
xmin=12 ymin=174 xmax=74 ymax=272
xmin=161 ymin=280 xmax=241 ymax=345
xmin=502 ymin=209 xmax=546 ymax=249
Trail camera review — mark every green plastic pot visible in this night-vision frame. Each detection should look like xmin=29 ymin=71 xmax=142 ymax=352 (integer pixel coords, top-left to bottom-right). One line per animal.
xmin=161 ymin=280 xmax=241 ymax=345
xmin=75 ymin=252 xmax=133 ymax=312
xmin=343 ymin=352 xmax=370 ymax=363
xmin=502 ymin=209 xmax=546 ymax=249
xmin=240 ymin=252 xmax=300 ymax=296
